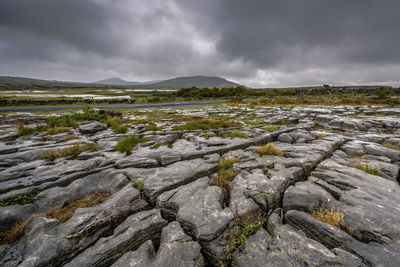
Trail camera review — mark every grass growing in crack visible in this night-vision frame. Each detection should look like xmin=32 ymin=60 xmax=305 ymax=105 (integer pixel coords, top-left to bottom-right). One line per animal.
xmin=382 ymin=142 xmax=400 ymax=151
xmin=265 ymin=126 xmax=276 ymax=133
xmin=0 ymin=190 xmax=40 ymax=207
xmin=105 ymin=117 xmax=128 ymax=134
xmin=220 ymin=130 xmax=249 ymax=139
xmin=153 ymin=142 xmax=172 ymax=149
xmin=45 ymin=191 xmax=110 ymax=222
xmin=211 ymin=158 xmax=239 ymax=206
xmin=317 ymin=131 xmax=327 ymax=139
xmin=131 ymin=177 xmax=144 ymax=191
xmin=255 ymin=143 xmax=284 ymax=157
xmin=221 ymin=210 xmax=265 ymax=266
xmin=41 ymin=143 xmax=100 ymax=160
xmin=172 ymin=118 xmax=239 ymax=131
xmin=114 ymin=135 xmax=151 ymax=155
xmin=144 ymin=122 xmax=162 ymax=132
xmin=351 ymin=161 xmax=380 ymax=176
xmin=65 ymin=134 xmax=79 ymax=141
xmin=311 ymin=207 xmax=344 ymax=228
xmin=0 ymin=216 xmax=38 ymax=245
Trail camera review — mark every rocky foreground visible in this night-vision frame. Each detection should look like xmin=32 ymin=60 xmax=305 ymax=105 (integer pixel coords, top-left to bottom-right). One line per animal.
xmin=1 ymin=105 xmax=400 ymax=266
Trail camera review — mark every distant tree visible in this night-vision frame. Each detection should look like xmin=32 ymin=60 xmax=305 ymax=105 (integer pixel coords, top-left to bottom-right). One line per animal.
xmin=375 ymin=87 xmax=389 ymax=99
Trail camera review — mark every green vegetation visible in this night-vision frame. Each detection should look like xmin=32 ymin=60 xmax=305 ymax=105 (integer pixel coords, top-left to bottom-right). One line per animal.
xmin=351 ymin=161 xmax=380 ymax=176
xmin=105 ymin=117 xmax=128 ymax=134
xmin=153 ymin=142 xmax=172 ymax=149
xmin=255 ymin=143 xmax=284 ymax=157
xmin=173 ymin=118 xmax=239 ymax=131
xmin=114 ymin=135 xmax=151 ymax=155
xmin=45 ymin=192 xmax=110 ymax=222
xmin=0 ymin=190 xmax=40 ymax=207
xmin=220 ymin=130 xmax=249 ymax=139
xmin=212 ymin=158 xmax=239 ymax=205
xmin=41 ymin=143 xmax=100 ymax=160
xmin=131 ymin=177 xmax=144 ymax=191
xmin=383 ymin=142 xmax=400 ymax=151
xmin=222 ymin=210 xmax=265 ymax=266
xmin=144 ymin=122 xmax=161 ymax=132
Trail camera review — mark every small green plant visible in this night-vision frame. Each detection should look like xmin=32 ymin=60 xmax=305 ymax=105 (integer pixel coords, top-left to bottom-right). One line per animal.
xmin=17 ymin=126 xmax=37 ymax=136
xmin=219 ymin=157 xmax=239 ymax=170
xmin=114 ymin=135 xmax=151 ymax=155
xmin=131 ymin=177 xmax=144 ymax=191
xmin=105 ymin=117 xmax=128 ymax=134
xmin=265 ymin=126 xmax=276 ymax=133
xmin=0 ymin=190 xmax=40 ymax=207
xmin=220 ymin=130 xmax=249 ymax=139
xmin=144 ymin=123 xmax=161 ymax=132
xmin=255 ymin=143 xmax=284 ymax=157
xmin=41 ymin=143 xmax=100 ymax=160
xmin=45 ymin=127 xmax=71 ymax=135
xmin=222 ymin=210 xmax=265 ymax=266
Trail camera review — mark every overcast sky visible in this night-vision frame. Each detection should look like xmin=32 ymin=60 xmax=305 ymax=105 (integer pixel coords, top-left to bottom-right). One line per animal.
xmin=1 ymin=0 xmax=400 ymax=87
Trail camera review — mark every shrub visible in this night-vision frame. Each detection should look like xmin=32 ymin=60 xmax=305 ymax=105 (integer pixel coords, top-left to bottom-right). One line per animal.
xmin=211 ymin=158 xmax=239 ymax=205
xmin=41 ymin=143 xmax=100 ymax=160
xmin=114 ymin=135 xmax=151 ymax=155
xmin=45 ymin=192 xmax=110 ymax=222
xmin=375 ymin=87 xmax=389 ymax=99
xmin=311 ymin=207 xmax=344 ymax=228
xmin=219 ymin=157 xmax=239 ymax=170
xmin=255 ymin=143 xmax=284 ymax=157
xmin=17 ymin=126 xmax=37 ymax=136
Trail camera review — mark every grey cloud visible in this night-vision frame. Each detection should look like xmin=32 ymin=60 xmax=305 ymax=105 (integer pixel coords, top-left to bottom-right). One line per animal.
xmin=0 ymin=0 xmax=399 ymax=86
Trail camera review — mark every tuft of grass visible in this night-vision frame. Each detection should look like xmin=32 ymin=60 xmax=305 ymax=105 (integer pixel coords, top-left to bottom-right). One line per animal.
xmin=65 ymin=134 xmax=79 ymax=141
xmin=105 ymin=117 xmax=128 ymax=134
xmin=220 ymin=130 xmax=249 ymax=139
xmin=41 ymin=143 xmax=100 ymax=161
xmin=219 ymin=157 xmax=239 ymax=170
xmin=265 ymin=126 xmax=276 ymax=133
xmin=153 ymin=142 xmax=172 ymax=149
xmin=211 ymin=158 xmax=239 ymax=206
xmin=45 ymin=192 xmax=110 ymax=222
xmin=266 ymin=162 xmax=275 ymax=169
xmin=131 ymin=177 xmax=144 ymax=191
xmin=0 ymin=216 xmax=38 ymax=245
xmin=255 ymin=143 xmax=284 ymax=157
xmin=17 ymin=126 xmax=37 ymax=136
xmin=317 ymin=131 xmax=327 ymax=139
xmin=144 ymin=122 xmax=161 ymax=132
xmin=114 ymin=135 xmax=151 ymax=155
xmin=311 ymin=207 xmax=344 ymax=228
xmin=382 ymin=142 xmax=400 ymax=151
xmin=202 ymin=132 xmax=216 ymax=140
xmin=222 ymin=210 xmax=265 ymax=266
xmin=173 ymin=118 xmax=239 ymax=131
xmin=351 ymin=161 xmax=380 ymax=176
xmin=45 ymin=127 xmax=71 ymax=135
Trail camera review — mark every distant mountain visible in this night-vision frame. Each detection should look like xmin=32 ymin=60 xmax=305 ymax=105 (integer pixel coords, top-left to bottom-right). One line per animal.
xmin=95 ymin=77 xmax=140 ymax=85
xmin=96 ymin=75 xmax=239 ymax=88
xmin=0 ymin=75 xmax=241 ymax=90
xmin=147 ymin=76 xmax=240 ymax=89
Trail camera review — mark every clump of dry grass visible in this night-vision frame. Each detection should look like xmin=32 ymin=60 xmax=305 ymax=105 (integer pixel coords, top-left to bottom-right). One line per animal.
xmin=65 ymin=134 xmax=79 ymax=141
xmin=311 ymin=208 xmax=344 ymax=228
xmin=211 ymin=158 xmax=239 ymax=206
xmin=0 ymin=216 xmax=38 ymax=245
xmin=382 ymin=142 xmax=400 ymax=151
xmin=255 ymin=143 xmax=284 ymax=157
xmin=317 ymin=131 xmax=327 ymax=139
xmin=45 ymin=192 xmax=110 ymax=222
xmin=41 ymin=143 xmax=100 ymax=160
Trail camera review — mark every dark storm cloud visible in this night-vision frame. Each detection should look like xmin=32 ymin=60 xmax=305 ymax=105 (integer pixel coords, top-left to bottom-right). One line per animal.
xmin=0 ymin=0 xmax=400 ymax=86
